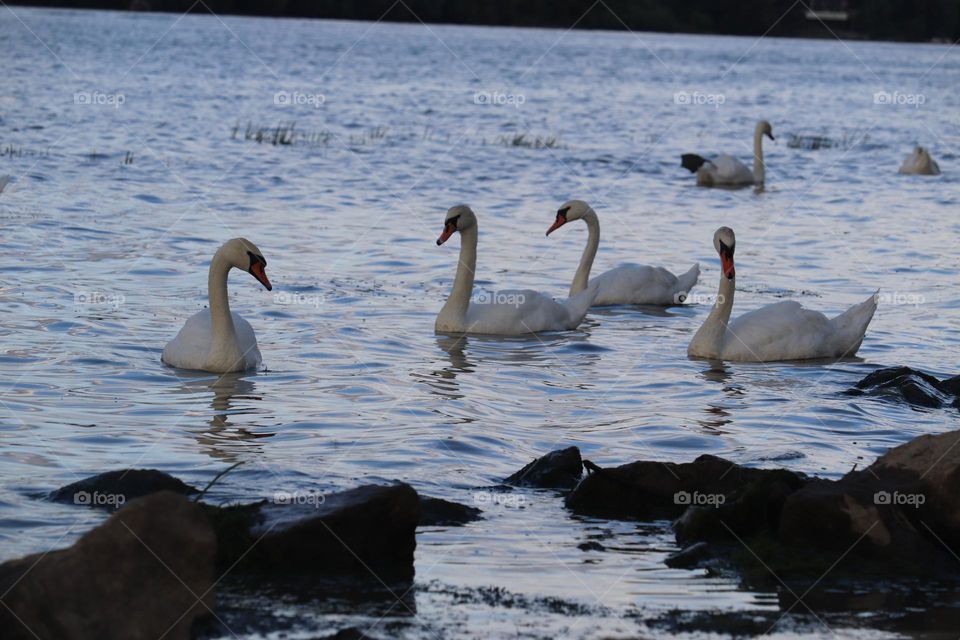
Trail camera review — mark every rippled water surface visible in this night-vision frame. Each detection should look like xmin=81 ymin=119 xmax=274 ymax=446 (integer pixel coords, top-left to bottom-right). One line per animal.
xmin=2 ymin=7 xmax=959 ymax=638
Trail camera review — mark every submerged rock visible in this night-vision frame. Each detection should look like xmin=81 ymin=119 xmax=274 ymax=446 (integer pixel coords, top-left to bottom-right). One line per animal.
xmin=0 ymin=492 xmax=215 ymax=640
xmin=566 ymin=454 xmax=805 ymax=520
xmin=48 ymin=468 xmax=198 ymax=509
xmin=419 ymin=496 xmax=482 ymax=526
xmin=848 ymin=366 xmax=960 ymax=408
xmin=504 ymin=446 xmax=583 ymax=489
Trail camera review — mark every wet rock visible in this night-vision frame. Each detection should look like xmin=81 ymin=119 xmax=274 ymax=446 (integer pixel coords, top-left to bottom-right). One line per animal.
xmin=566 ymin=454 xmax=805 ymax=520
xmin=0 ymin=492 xmax=215 ymax=640
xmin=848 ymin=366 xmax=960 ymax=408
xmin=776 ymin=429 xmax=960 ymax=575
xmin=665 ymin=541 xmax=712 ymax=569
xmin=49 ymin=468 xmax=198 ymax=509
xmin=673 ymin=469 xmax=806 ymax=545
xmin=504 ymin=446 xmax=583 ymax=489
xmin=211 ymin=483 xmax=419 ymax=582
xmin=50 ymin=471 xmax=421 ymax=583
xmin=577 ymin=540 xmax=605 ymax=552
xmin=419 ymin=496 xmax=482 ymax=526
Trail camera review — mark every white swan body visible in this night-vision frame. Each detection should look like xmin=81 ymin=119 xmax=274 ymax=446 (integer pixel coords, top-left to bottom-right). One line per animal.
xmin=682 ymin=120 xmax=774 ymax=187
xmin=899 ymin=146 xmax=941 ymax=175
xmin=435 ymin=205 xmax=597 ymax=335
xmin=688 ymin=227 xmax=877 ymax=362
xmin=162 ymin=238 xmax=272 ymax=373
xmin=547 ymin=200 xmax=699 ymax=305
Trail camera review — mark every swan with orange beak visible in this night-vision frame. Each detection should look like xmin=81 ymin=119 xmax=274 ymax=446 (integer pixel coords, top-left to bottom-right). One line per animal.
xmin=545 ymin=199 xmax=699 ymax=306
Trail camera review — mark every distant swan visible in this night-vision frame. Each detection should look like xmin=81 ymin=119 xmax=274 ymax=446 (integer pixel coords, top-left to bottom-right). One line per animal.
xmin=688 ymin=227 xmax=877 ymax=362
xmin=163 ymin=238 xmax=272 ymax=373
xmin=898 ymin=146 xmax=941 ymax=175
xmin=435 ymin=205 xmax=597 ymax=335
xmin=682 ymin=120 xmax=774 ymax=187
xmin=546 ymin=200 xmax=699 ymax=305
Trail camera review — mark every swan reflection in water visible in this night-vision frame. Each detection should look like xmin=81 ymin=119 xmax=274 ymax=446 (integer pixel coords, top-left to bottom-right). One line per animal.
xmin=175 ymin=371 xmax=275 ymax=461
xmin=415 ymin=335 xmax=475 ymax=400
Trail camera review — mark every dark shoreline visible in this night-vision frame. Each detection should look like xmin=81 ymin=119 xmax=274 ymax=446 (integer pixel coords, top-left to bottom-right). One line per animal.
xmin=9 ymin=1 xmax=960 ymax=44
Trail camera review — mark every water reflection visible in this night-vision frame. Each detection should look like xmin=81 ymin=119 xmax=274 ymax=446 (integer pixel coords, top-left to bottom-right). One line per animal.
xmin=176 ymin=372 xmax=274 ymax=462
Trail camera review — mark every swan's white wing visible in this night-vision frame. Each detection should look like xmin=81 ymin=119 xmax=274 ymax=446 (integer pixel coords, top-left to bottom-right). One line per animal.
xmin=232 ymin=313 xmax=262 ymax=370
xmin=591 ymin=264 xmax=692 ymax=305
xmin=462 ymin=289 xmax=585 ymax=334
xmin=698 ymin=155 xmax=754 ymax=186
xmin=162 ymin=309 xmax=214 ymax=370
xmin=723 ymin=301 xmax=835 ymax=361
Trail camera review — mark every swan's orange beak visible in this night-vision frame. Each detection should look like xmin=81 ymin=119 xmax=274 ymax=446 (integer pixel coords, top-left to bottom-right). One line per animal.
xmin=546 ymin=212 xmax=566 ymax=236
xmin=720 ymin=253 xmax=735 ymax=279
xmin=437 ymin=221 xmax=456 ymax=246
xmin=250 ymin=262 xmax=272 ymax=291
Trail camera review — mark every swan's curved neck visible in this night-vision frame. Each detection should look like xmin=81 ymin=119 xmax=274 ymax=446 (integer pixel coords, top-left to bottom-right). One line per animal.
xmin=569 ymin=212 xmax=600 ymax=297
xmin=753 ymin=128 xmax=766 ymax=185
xmin=690 ymin=274 xmax=735 ymax=357
xmin=440 ymin=225 xmax=478 ymax=323
xmin=208 ymin=250 xmax=239 ymax=352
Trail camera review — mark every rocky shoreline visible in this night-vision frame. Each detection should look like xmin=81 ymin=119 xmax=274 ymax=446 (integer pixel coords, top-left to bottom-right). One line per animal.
xmin=3 ymin=422 xmax=958 ymax=638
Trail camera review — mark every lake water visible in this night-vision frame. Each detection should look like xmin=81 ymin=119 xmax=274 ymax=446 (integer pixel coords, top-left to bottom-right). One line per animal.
xmin=1 ymin=6 xmax=959 ymax=638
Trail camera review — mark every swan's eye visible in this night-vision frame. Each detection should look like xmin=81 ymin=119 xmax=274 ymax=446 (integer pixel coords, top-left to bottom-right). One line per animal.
xmin=557 ymin=207 xmax=570 ymax=217
xmin=247 ymin=251 xmax=266 ymax=268
xmin=446 ymin=214 xmax=460 ymax=228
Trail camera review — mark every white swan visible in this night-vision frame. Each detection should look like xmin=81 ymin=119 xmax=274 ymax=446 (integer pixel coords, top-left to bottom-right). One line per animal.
xmin=162 ymin=238 xmax=272 ymax=373
xmin=546 ymin=200 xmax=700 ymax=306
xmin=682 ymin=120 xmax=774 ymax=187
xmin=435 ymin=205 xmax=597 ymax=335
xmin=688 ymin=227 xmax=877 ymax=362
xmin=899 ymin=146 xmax=941 ymax=175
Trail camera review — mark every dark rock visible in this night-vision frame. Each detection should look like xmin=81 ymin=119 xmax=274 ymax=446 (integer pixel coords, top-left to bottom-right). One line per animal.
xmin=51 ymin=471 xmax=421 ymax=584
xmin=777 ymin=429 xmax=960 ymax=575
xmin=49 ymin=468 xmax=198 ymax=509
xmin=0 ymin=492 xmax=215 ymax=640
xmin=419 ymin=496 xmax=482 ymax=526
xmin=210 ymin=483 xmax=419 ymax=582
xmin=673 ymin=469 xmax=805 ymax=546
xmin=665 ymin=542 xmax=712 ymax=569
xmin=940 ymin=374 xmax=960 ymax=397
xmin=849 ymin=366 xmax=959 ymax=408
xmin=504 ymin=446 xmax=582 ymax=489
xmin=577 ymin=541 xmax=605 ymax=552
xmin=566 ymin=454 xmax=806 ymax=520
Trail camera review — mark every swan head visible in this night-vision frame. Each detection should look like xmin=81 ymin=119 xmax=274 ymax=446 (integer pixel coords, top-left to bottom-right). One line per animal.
xmin=436 ymin=205 xmax=477 ymax=245
xmin=712 ymin=227 xmax=736 ymax=280
xmin=546 ymin=200 xmax=595 ymax=236
xmin=221 ymin=237 xmax=272 ymax=291
xmin=756 ymin=120 xmax=775 ymax=141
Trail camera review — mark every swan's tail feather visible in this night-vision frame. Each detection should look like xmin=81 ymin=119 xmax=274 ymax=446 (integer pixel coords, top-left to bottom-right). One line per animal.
xmin=681 ymin=154 xmax=707 ymax=173
xmin=674 ymin=263 xmax=700 ymax=303
xmin=831 ymin=291 xmax=879 ymax=356
xmin=564 ymin=282 xmax=600 ymax=327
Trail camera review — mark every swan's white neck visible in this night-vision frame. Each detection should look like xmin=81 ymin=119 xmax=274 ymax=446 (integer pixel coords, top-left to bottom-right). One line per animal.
xmin=569 ymin=212 xmax=599 ymax=297
xmin=208 ymin=249 xmax=241 ymax=365
xmin=689 ymin=273 xmax=735 ymax=358
xmin=438 ymin=225 xmax=478 ymax=327
xmin=753 ymin=127 xmax=766 ymax=186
